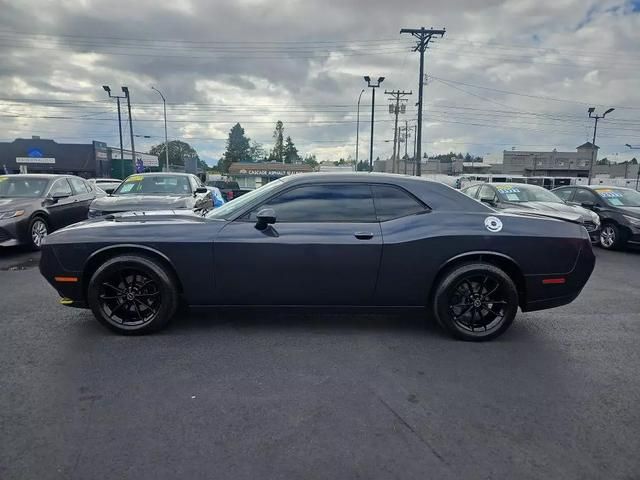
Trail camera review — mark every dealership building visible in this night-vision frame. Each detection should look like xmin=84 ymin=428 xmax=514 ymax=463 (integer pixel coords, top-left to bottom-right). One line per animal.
xmin=0 ymin=137 xmax=158 ymax=179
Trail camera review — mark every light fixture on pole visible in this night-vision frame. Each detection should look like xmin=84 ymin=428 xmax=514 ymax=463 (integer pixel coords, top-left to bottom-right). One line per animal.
xmin=152 ymin=86 xmax=169 ymax=172
xmin=103 ymin=85 xmax=127 ymax=179
xmin=355 ymin=88 xmax=365 ymax=172
xmin=587 ymin=107 xmax=614 ymax=185
xmin=364 ymin=76 xmax=385 ymax=172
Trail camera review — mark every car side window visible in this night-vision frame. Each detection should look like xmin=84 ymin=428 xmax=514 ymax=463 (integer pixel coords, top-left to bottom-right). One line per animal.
xmin=478 ymin=185 xmax=497 ymax=202
xmin=49 ymin=178 xmax=73 ymax=197
xmin=372 ymin=185 xmax=427 ymax=221
xmin=554 ymin=188 xmax=573 ymax=201
xmin=249 ymin=184 xmax=376 ymax=223
xmin=68 ymin=177 xmax=89 ymax=195
xmin=188 ymin=176 xmax=199 ymax=192
xmin=464 ymin=185 xmax=480 ymax=198
xmin=573 ymin=188 xmax=597 ymax=204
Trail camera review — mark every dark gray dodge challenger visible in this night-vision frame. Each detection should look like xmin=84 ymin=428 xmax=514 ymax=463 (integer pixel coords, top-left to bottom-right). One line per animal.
xmin=39 ymin=173 xmax=595 ymax=341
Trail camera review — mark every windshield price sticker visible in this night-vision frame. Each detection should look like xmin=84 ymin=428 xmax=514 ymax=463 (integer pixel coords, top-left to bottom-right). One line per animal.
xmin=0 ymin=177 xmax=7 ymax=182
xmin=596 ymin=189 xmax=623 ymax=198
xmin=126 ymin=175 xmax=144 ymax=182
xmin=496 ymin=185 xmax=520 ymax=194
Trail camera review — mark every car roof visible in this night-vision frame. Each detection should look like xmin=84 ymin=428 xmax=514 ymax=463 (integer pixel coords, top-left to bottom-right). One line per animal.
xmin=278 ymin=171 xmax=440 ymax=186
xmin=0 ymin=174 xmax=68 ymax=179
xmin=127 ymin=172 xmax=193 ymax=177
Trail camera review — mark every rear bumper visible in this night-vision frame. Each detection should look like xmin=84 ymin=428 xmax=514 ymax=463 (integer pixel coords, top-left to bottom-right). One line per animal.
xmin=521 ymin=239 xmax=595 ymax=312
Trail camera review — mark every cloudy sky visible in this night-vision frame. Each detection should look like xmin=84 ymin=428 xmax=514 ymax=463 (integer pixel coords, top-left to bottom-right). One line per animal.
xmin=1 ymin=0 xmax=639 ymax=165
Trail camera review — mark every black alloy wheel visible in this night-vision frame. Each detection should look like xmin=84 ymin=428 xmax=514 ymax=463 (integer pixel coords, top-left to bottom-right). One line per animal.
xmin=433 ymin=263 xmax=518 ymax=341
xmin=87 ymin=254 xmax=178 ymax=334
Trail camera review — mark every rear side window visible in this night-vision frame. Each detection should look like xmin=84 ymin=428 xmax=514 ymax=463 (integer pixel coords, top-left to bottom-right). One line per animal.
xmin=372 ymin=185 xmax=427 ymax=221
xmin=573 ymin=188 xmax=597 ymax=204
xmin=464 ymin=185 xmax=480 ymax=198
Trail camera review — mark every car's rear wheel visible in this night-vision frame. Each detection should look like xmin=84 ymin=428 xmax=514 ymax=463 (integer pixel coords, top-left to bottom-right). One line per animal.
xmin=433 ymin=263 xmax=519 ymax=341
xmin=87 ymin=254 xmax=178 ymax=335
xmin=28 ymin=216 xmax=48 ymax=250
xmin=600 ymin=223 xmax=626 ymax=250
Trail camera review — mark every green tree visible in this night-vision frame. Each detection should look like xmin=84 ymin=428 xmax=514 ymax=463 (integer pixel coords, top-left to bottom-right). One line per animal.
xmin=249 ymin=140 xmax=266 ymax=163
xmin=219 ymin=123 xmax=250 ymax=172
xmin=149 ymin=140 xmax=200 ymax=169
xmin=272 ymin=120 xmax=284 ymax=163
xmin=283 ymin=136 xmax=300 ymax=164
xmin=303 ymin=154 xmax=318 ymax=169
xmin=630 ymin=158 xmax=638 ymax=165
xmin=596 ymin=157 xmax=609 ymax=166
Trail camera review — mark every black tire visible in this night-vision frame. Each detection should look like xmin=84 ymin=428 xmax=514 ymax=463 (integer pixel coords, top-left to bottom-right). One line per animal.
xmin=87 ymin=254 xmax=178 ymax=335
xmin=599 ymin=223 xmax=627 ymax=250
xmin=432 ymin=263 xmax=519 ymax=341
xmin=27 ymin=216 xmax=49 ymax=250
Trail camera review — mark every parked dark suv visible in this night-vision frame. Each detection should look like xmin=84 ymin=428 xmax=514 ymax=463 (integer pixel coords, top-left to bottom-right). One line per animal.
xmin=552 ymin=185 xmax=640 ymax=250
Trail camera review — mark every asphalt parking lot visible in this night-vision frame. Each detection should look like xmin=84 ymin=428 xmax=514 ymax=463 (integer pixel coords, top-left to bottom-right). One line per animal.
xmin=1 ymin=246 xmax=639 ymax=480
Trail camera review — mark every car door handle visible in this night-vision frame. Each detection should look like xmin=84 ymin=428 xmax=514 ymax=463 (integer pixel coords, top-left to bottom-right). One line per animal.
xmin=354 ymin=232 xmax=374 ymax=240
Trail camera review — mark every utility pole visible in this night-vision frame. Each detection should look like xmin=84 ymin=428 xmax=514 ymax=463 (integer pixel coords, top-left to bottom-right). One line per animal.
xmin=587 ymin=107 xmax=614 ymax=185
xmin=385 ymin=89 xmax=412 ymax=173
xmin=400 ymin=27 xmax=445 ymax=177
xmin=355 ymin=89 xmax=365 ymax=171
xmin=103 ymin=85 xmax=127 ymax=179
xmin=122 ymin=87 xmax=135 ymax=171
xmin=364 ymin=76 xmax=385 ymax=172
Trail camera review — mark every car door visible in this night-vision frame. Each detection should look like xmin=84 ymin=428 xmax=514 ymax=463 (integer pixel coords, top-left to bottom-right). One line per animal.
xmin=67 ymin=176 xmax=94 ymax=221
xmin=213 ymin=183 xmax=383 ymax=306
xmin=46 ymin=178 xmax=76 ymax=229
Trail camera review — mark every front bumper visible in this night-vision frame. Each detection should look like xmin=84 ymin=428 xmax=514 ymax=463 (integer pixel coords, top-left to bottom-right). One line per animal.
xmin=0 ymin=216 xmax=30 ymax=247
xmin=39 ymin=246 xmax=88 ymax=308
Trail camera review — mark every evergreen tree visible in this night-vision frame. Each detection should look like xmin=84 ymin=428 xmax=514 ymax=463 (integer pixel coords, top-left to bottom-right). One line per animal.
xmin=219 ymin=123 xmax=250 ymax=172
xmin=283 ymin=136 xmax=300 ymax=164
xmin=271 ymin=121 xmax=284 ymax=163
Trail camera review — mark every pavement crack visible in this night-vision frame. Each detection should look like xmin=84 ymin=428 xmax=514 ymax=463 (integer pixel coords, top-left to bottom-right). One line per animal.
xmin=377 ymin=396 xmax=449 ymax=467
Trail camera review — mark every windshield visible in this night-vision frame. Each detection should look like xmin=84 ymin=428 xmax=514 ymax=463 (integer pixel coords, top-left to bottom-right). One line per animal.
xmin=594 ymin=188 xmax=640 ymax=207
xmin=206 ymin=180 xmax=283 ymax=220
xmin=0 ymin=177 xmax=49 ymax=198
xmin=494 ymin=184 xmax=563 ymax=203
xmin=113 ymin=175 xmax=192 ymax=196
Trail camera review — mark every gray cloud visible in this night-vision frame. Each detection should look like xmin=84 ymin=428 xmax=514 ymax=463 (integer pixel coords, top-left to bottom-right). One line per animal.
xmin=1 ymin=0 xmax=639 ymax=164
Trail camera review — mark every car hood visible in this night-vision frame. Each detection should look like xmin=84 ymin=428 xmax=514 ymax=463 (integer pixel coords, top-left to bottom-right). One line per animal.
xmin=91 ymin=194 xmax=192 ymax=211
xmin=502 ymin=201 xmax=594 ymax=222
xmin=0 ymin=197 xmax=40 ymax=211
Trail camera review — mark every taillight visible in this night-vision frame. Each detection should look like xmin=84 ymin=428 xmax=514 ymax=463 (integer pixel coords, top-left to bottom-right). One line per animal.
xmin=227 ymin=191 xmax=234 ymax=200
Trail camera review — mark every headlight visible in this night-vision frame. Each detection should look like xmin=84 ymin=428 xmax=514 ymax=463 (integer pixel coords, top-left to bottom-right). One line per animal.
xmin=591 ymin=213 xmax=600 ymax=226
xmin=88 ymin=209 xmax=103 ymax=218
xmin=623 ymin=215 xmax=640 ymax=227
xmin=0 ymin=210 xmax=25 ymax=220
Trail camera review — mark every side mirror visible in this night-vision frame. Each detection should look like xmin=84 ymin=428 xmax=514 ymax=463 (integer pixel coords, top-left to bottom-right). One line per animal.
xmin=480 ymin=197 xmax=495 ymax=206
xmin=195 ymin=187 xmax=208 ymax=195
xmin=581 ymin=201 xmax=595 ymax=209
xmin=255 ymin=208 xmax=276 ymax=230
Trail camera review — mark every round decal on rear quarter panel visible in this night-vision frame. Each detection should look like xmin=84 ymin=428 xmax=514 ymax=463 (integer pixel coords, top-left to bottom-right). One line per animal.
xmin=484 ymin=216 xmax=503 ymax=233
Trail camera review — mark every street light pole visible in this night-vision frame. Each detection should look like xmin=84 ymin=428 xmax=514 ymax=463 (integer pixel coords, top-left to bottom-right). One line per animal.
xmin=625 ymin=143 xmax=640 ymax=191
xmin=122 ymin=87 xmax=135 ymax=171
xmin=152 ymin=86 xmax=169 ymax=172
xmin=364 ymin=76 xmax=385 ymax=172
xmin=355 ymin=89 xmax=365 ymax=172
xmin=587 ymin=107 xmax=614 ymax=185
xmin=103 ymin=85 xmax=127 ymax=179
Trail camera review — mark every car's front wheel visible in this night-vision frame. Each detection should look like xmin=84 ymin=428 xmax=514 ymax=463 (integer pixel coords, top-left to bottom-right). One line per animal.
xmin=433 ymin=263 xmax=519 ymax=341
xmin=600 ymin=223 xmax=626 ymax=250
xmin=87 ymin=254 xmax=178 ymax=335
xmin=28 ymin=216 xmax=48 ymax=250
